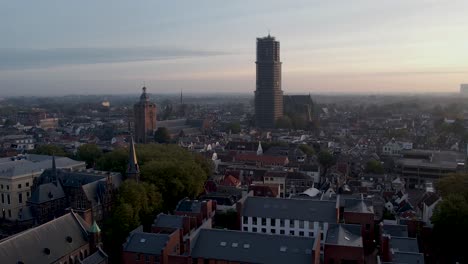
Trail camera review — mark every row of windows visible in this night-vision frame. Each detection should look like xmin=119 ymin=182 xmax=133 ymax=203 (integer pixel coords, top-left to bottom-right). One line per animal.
xmin=0 ymin=182 xmax=30 ymax=190
xmin=243 ymin=226 xmax=323 ymax=239
xmin=244 ymin=217 xmax=313 ymax=229
xmin=0 ymin=192 xmax=29 ymax=204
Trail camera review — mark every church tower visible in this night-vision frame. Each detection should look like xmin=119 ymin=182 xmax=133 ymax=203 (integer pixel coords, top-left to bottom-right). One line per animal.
xmin=134 ymin=86 xmax=157 ymax=143
xmin=127 ymin=136 xmax=140 ymax=182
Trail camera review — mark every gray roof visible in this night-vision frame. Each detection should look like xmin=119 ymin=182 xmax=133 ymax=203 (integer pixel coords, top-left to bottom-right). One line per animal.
xmin=29 ymin=182 xmax=65 ymax=204
xmin=153 ymin=214 xmax=184 ymax=229
xmin=392 ymin=252 xmax=425 ymax=264
xmin=79 ymin=247 xmax=108 ymax=264
xmin=175 ymin=199 xmax=202 ymax=213
xmin=0 ymin=154 xmax=84 ymax=179
xmin=123 ymin=232 xmax=170 ymax=255
xmin=383 ymin=224 xmax=408 ymax=237
xmin=242 ymin=196 xmax=337 ymax=223
xmin=191 ymin=229 xmax=317 ymax=264
xmin=0 ymin=212 xmax=90 ymax=264
xmin=390 ymin=237 xmax=419 ymax=253
xmin=344 ymin=199 xmax=374 ymax=214
xmin=325 ymin=224 xmax=363 ymax=247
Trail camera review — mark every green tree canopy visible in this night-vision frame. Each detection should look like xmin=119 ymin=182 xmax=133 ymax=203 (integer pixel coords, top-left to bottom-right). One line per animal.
xmin=432 ymin=174 xmax=468 ymax=263
xmin=318 ymin=150 xmax=335 ymax=175
xmin=96 ymin=147 xmax=128 ymax=175
xmin=30 ymin=144 xmax=67 ymax=156
xmin=226 ymin=122 xmax=241 ymax=134
xmin=275 ymin=116 xmax=293 ymax=129
xmin=299 ymin=144 xmax=315 ymax=157
xmin=77 ymin=144 xmax=102 ymax=167
xmin=365 ymin=160 xmax=384 ymax=174
xmin=154 ymin=127 xmax=171 ymax=144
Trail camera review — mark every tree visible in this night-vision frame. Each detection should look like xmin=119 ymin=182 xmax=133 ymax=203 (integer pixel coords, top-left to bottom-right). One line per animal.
xmin=365 ymin=160 xmax=384 ymax=174
xmin=154 ymin=127 xmax=171 ymax=144
xmin=299 ymin=144 xmax=315 ymax=157
xmin=96 ymin=148 xmax=128 ymax=175
xmin=318 ymin=150 xmax=335 ymax=176
xmin=226 ymin=122 xmax=241 ymax=134
xmin=30 ymin=144 xmax=67 ymax=156
xmin=3 ymin=119 xmax=15 ymax=127
xmin=431 ymin=174 xmax=468 ymax=263
xmin=276 ymin=116 xmax=293 ymax=129
xmin=103 ymin=180 xmax=162 ymax=263
xmin=77 ymin=144 xmax=102 ymax=168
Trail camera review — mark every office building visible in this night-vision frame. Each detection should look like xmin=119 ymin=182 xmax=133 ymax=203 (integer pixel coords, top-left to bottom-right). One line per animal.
xmin=254 ymin=35 xmax=283 ymax=128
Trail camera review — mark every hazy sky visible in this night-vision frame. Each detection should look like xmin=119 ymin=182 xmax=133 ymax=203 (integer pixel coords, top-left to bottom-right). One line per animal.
xmin=0 ymin=0 xmax=467 ymax=96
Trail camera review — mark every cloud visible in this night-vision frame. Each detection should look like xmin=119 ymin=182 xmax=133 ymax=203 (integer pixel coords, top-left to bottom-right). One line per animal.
xmin=0 ymin=47 xmax=226 ymax=70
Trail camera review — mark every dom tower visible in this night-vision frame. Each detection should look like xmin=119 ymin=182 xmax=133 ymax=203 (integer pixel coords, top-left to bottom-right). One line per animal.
xmin=254 ymin=34 xmax=283 ymax=128
xmin=134 ymin=87 xmax=157 ymax=143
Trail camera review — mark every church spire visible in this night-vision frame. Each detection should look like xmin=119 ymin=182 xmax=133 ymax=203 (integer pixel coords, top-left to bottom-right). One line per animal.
xmin=127 ymin=136 xmax=140 ymax=182
xmin=51 ymin=155 xmax=58 ymax=184
xmin=257 ymin=141 xmax=263 ymax=156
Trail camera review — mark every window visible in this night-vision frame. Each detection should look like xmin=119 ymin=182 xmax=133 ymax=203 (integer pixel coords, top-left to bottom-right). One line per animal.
xmin=280 ymin=230 xmax=285 ymax=235
xmin=6 ymin=185 xmax=9 ymax=190
xmin=1 ymin=194 xmax=3 ymax=204
xmin=290 ymin=230 xmax=295 ymax=236
xmin=271 ymin=229 xmax=276 ymax=234
xmin=145 ymin=255 xmax=150 ymax=262
xmin=0 ymin=184 xmax=3 ymax=189
xmin=280 ymin=219 xmax=285 ymax=227
xmin=26 ymin=192 xmax=30 ymax=197
xmin=261 ymin=218 xmax=267 ymax=226
xmin=252 ymin=217 xmax=257 ymax=225
xmin=26 ymin=182 xmax=29 ymax=187
xmin=18 ymin=193 xmax=22 ymax=204
xmin=366 ymin=224 xmax=370 ymax=231
xmin=299 ymin=231 xmax=305 ymax=236
xmin=299 ymin=220 xmax=304 ymax=228
xmin=8 ymin=209 xmax=11 ymax=218
xmin=252 ymin=227 xmax=257 ymax=232
xmin=7 ymin=195 xmax=10 ymax=204
xmin=309 ymin=232 xmax=314 ymax=237
xmin=261 ymin=228 xmax=266 ymax=233
xmin=243 ymin=227 xmax=248 ymax=231
xmin=136 ymin=254 xmax=141 ymax=260
xmin=289 ymin=220 xmax=294 ymax=228
xmin=243 ymin=216 xmax=248 ymax=224
xmin=18 ymin=184 xmax=21 ymax=189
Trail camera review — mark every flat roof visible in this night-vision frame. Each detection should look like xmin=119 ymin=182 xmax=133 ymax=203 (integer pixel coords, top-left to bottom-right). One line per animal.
xmin=191 ymin=228 xmax=317 ymax=264
xmin=242 ymin=196 xmax=337 ymax=223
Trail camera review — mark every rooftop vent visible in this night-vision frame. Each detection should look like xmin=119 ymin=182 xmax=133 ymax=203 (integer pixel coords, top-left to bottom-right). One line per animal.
xmin=232 ymin=243 xmax=238 ymax=248
xmin=243 ymin=244 xmax=250 ymax=249
xmin=344 ymin=236 xmax=350 ymax=241
xmin=280 ymin=246 xmax=287 ymax=252
xmin=220 ymin=241 xmax=227 ymax=246
xmin=140 ymin=238 xmax=146 ymax=243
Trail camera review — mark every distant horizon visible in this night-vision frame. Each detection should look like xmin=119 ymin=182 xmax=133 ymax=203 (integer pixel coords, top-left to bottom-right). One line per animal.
xmin=1 ymin=1 xmax=467 ymax=95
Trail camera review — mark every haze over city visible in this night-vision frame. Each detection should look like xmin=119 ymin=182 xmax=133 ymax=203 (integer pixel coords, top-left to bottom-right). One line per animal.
xmin=1 ymin=0 xmax=467 ymax=96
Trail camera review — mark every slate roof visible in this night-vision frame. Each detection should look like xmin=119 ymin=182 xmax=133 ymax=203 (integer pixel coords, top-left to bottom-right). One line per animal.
xmin=175 ymin=198 xmax=202 ymax=213
xmin=153 ymin=214 xmax=184 ymax=229
xmin=344 ymin=199 xmax=374 ymax=214
xmin=390 ymin=237 xmax=419 ymax=253
xmin=392 ymin=252 xmax=425 ymax=264
xmin=242 ymin=196 xmax=337 ymax=223
xmin=29 ymin=182 xmax=65 ymax=204
xmin=79 ymin=247 xmax=108 ymax=264
xmin=0 ymin=212 xmax=90 ymax=264
xmin=191 ymin=229 xmax=317 ymax=264
xmin=123 ymin=232 xmax=170 ymax=255
xmin=0 ymin=155 xmax=84 ymax=179
xmin=382 ymin=224 xmax=408 ymax=237
xmin=325 ymin=224 xmax=363 ymax=247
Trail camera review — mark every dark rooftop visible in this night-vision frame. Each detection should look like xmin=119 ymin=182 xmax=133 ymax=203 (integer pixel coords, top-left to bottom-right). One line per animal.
xmin=191 ymin=228 xmax=317 ymax=264
xmin=153 ymin=214 xmax=184 ymax=229
xmin=242 ymin=196 xmax=337 ymax=223
xmin=382 ymin=224 xmax=408 ymax=238
xmin=390 ymin=237 xmax=419 ymax=253
xmin=325 ymin=224 xmax=363 ymax=248
xmin=123 ymin=232 xmax=170 ymax=255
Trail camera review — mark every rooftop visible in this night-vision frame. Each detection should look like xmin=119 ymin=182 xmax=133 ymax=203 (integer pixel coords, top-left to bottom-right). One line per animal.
xmin=123 ymin=232 xmax=170 ymax=255
xmin=242 ymin=196 xmax=337 ymax=223
xmin=153 ymin=214 xmax=185 ymax=229
xmin=382 ymin=224 xmax=408 ymax=237
xmin=390 ymin=237 xmax=419 ymax=253
xmin=191 ymin=228 xmax=317 ymax=264
xmin=325 ymin=224 xmax=363 ymax=247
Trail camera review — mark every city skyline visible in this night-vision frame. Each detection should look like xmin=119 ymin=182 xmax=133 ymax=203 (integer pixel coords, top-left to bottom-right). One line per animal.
xmin=1 ymin=0 xmax=467 ymax=96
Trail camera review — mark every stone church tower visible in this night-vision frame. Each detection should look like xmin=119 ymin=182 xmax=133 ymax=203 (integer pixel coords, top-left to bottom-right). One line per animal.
xmin=134 ymin=86 xmax=156 ymax=143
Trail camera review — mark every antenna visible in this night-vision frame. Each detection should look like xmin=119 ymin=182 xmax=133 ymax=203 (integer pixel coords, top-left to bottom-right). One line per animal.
xmin=268 ymin=29 xmax=271 ymax=37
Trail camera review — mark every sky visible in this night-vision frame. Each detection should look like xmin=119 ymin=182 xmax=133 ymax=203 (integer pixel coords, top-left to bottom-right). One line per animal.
xmin=0 ymin=0 xmax=467 ymax=96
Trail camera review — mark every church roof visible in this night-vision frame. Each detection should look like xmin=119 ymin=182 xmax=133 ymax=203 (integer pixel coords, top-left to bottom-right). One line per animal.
xmin=127 ymin=136 xmax=139 ymax=176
